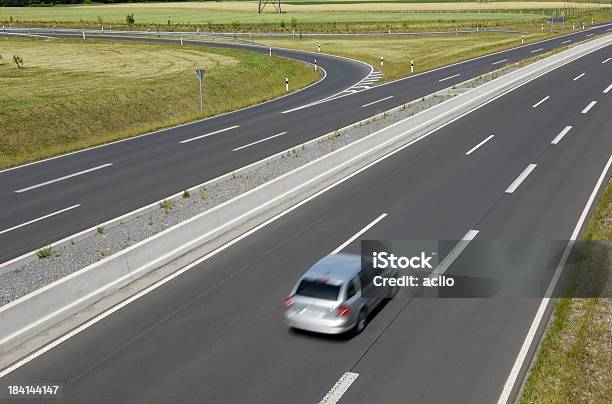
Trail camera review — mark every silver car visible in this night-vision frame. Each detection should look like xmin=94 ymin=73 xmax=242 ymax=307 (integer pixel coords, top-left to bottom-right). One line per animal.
xmin=284 ymin=254 xmax=395 ymax=335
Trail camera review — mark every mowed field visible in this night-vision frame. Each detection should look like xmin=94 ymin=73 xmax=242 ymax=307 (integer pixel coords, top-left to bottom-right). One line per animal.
xmin=1 ymin=1 xmax=597 ymax=26
xmin=262 ymin=30 xmax=554 ymax=80
xmin=0 ymin=37 xmax=319 ymax=168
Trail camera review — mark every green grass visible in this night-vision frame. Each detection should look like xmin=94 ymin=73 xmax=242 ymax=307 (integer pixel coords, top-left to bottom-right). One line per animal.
xmin=2 ymin=1 xmax=610 ymax=33
xmin=0 ymin=37 xmax=319 ymax=168
xmin=520 ymin=180 xmax=611 ymax=403
xmin=261 ymin=30 xmax=557 ymax=81
xmin=0 ymin=6 xmax=541 ymax=25
xmin=0 ymin=1 xmax=563 ymax=27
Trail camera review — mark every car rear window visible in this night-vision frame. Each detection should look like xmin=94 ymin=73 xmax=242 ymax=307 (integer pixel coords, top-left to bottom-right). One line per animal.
xmin=296 ymin=279 xmax=341 ymax=301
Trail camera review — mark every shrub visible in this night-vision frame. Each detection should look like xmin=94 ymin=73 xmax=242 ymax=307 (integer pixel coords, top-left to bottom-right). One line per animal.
xmin=160 ymin=199 xmax=174 ymax=214
xmin=97 ymin=225 xmax=105 ymax=235
xmin=126 ymin=13 xmax=135 ymax=25
xmin=182 ymin=189 xmax=190 ymax=198
xmin=37 ymin=245 xmax=52 ymax=259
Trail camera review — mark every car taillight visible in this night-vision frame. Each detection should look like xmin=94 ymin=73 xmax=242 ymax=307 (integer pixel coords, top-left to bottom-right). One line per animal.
xmin=284 ymin=295 xmax=294 ymax=309
xmin=337 ymin=304 xmax=351 ymax=317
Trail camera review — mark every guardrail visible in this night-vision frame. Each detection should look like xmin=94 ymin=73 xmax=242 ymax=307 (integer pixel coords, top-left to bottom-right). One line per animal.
xmin=0 ymin=33 xmax=609 ymax=354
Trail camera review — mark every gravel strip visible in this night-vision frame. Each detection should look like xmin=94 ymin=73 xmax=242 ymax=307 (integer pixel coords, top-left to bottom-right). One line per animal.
xmin=0 ymin=64 xmax=520 ymax=306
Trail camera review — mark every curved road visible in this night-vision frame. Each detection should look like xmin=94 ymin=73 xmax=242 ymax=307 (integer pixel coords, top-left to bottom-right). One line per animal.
xmin=0 ymin=34 xmax=610 ymax=404
xmin=0 ymin=24 xmax=610 ymax=264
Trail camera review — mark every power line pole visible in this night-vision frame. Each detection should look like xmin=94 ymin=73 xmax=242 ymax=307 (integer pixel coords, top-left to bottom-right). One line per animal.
xmin=258 ymin=0 xmax=281 ymax=14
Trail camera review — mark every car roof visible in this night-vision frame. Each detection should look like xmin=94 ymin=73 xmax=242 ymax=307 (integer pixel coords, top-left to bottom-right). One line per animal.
xmin=303 ymin=254 xmax=361 ymax=282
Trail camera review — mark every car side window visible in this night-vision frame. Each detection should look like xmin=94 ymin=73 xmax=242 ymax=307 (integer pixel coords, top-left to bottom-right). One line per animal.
xmin=346 ymin=277 xmax=359 ymax=300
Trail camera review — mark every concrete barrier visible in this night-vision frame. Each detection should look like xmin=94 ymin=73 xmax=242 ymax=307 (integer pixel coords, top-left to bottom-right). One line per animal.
xmin=1 ymin=34 xmax=610 ymax=354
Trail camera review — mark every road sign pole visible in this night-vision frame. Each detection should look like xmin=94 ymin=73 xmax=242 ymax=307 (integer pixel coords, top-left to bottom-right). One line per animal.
xmin=199 ymin=77 xmax=203 ymax=115
xmin=196 ymin=68 xmax=205 ymax=115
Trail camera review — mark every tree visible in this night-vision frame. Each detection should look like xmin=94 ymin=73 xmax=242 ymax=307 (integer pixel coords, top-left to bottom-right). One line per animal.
xmin=13 ymin=55 xmax=23 ymax=69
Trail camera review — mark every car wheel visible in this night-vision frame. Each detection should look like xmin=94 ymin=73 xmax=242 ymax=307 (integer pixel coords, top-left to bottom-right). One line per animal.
xmin=355 ymin=309 xmax=368 ymax=334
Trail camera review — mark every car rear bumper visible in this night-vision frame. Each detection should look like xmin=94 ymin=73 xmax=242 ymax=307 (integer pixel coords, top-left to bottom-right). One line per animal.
xmin=284 ymin=315 xmax=354 ymax=335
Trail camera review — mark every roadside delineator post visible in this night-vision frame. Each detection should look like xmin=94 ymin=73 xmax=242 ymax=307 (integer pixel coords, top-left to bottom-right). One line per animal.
xmin=269 ymin=47 xmax=272 ymax=57
xmin=318 ymin=43 xmax=321 ymax=53
xmin=82 ymin=31 xmax=85 ymax=40
xmin=521 ymin=35 xmax=524 ymax=45
xmin=380 ymin=56 xmax=384 ymax=67
xmin=572 ymin=23 xmax=575 ymax=30
xmin=180 ymin=37 xmax=183 ymax=46
xmin=410 ymin=60 xmax=414 ymax=74
xmin=592 ymin=18 xmax=594 ymax=25
xmin=314 ymin=58 xmax=317 ymax=71
xmin=541 ymin=23 xmax=544 ymax=31
xmin=285 ymin=78 xmax=289 ymax=92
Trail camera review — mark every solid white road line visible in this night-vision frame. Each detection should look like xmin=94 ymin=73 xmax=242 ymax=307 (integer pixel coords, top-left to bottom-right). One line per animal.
xmin=465 ymin=134 xmax=495 ymax=155
xmin=439 ymin=73 xmax=461 ymax=82
xmin=585 ymin=33 xmax=594 ymax=37
xmin=551 ymin=126 xmax=573 ymax=145
xmin=572 ymin=73 xmax=586 ymax=81
xmin=561 ymin=40 xmax=572 ymax=44
xmin=15 ymin=164 xmax=113 ymax=193
xmin=179 ymin=125 xmax=239 ymax=144
xmin=0 ymin=205 xmax=80 ymax=236
xmin=498 ymin=153 xmax=612 ymax=404
xmin=530 ymin=48 xmax=544 ymax=53
xmin=232 ymin=132 xmax=287 ymax=151
xmin=531 ymin=96 xmax=550 ymax=108
xmin=604 ymin=83 xmax=612 ymax=94
xmin=492 ymin=59 xmax=508 ymax=65
xmin=581 ymin=101 xmax=597 ymax=114
xmin=603 ymin=57 xmax=611 ymax=64
xmin=330 ymin=213 xmax=388 ymax=255
xmin=361 ymin=96 xmax=394 ymax=108
xmin=319 ymin=372 xmax=359 ymax=404
xmin=505 ymin=164 xmax=537 ymax=194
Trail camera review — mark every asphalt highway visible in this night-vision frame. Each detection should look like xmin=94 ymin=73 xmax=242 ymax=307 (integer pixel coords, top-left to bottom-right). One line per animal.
xmin=0 ymin=25 xmax=610 ymax=262
xmin=1 ymin=37 xmax=610 ymax=403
